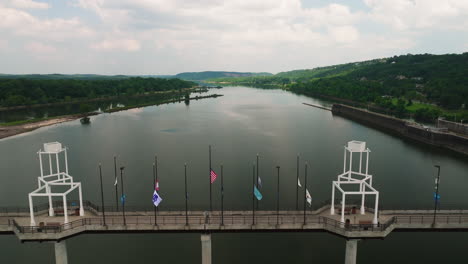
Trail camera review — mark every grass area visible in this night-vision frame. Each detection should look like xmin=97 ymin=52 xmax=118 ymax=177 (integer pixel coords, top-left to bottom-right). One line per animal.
xmin=406 ymin=102 xmax=440 ymax=112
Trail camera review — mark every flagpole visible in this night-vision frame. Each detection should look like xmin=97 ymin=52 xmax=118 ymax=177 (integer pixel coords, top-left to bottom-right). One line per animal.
xmin=303 ymin=162 xmax=308 ymax=225
xmin=252 ymin=163 xmax=255 ymax=225
xmin=99 ymin=163 xmax=106 ymax=226
xmin=114 ymin=155 xmax=119 ymax=212
xmin=153 ymin=162 xmax=157 ymax=226
xmin=209 ymin=145 xmax=212 ymax=211
xmin=120 ymin=166 xmax=126 ymax=226
xmin=276 ymin=166 xmax=280 ymax=225
xmin=155 ymin=156 xmax=159 ymax=225
xmin=221 ymin=164 xmax=224 ymax=226
xmin=256 ymin=153 xmax=259 ymax=210
xmin=296 ymin=154 xmax=299 ymax=211
xmin=185 ymin=163 xmax=188 ymax=226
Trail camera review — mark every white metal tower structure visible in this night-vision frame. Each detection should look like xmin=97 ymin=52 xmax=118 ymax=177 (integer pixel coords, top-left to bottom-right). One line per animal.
xmin=330 ymin=141 xmax=379 ymax=224
xmin=28 ymin=142 xmax=84 ymax=226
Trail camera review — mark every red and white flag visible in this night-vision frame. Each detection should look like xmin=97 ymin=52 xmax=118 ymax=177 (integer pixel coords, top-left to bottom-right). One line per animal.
xmin=210 ymin=169 xmax=217 ymax=184
xmin=155 ymin=180 xmax=160 ymax=191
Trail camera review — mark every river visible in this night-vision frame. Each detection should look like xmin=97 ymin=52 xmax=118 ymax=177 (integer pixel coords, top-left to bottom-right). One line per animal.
xmin=0 ymin=86 xmax=467 ymax=263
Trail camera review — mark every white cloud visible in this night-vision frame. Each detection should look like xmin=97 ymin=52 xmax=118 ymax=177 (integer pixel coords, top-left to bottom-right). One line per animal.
xmin=7 ymin=0 xmax=49 ymax=9
xmin=328 ymin=25 xmax=360 ymax=44
xmin=365 ymin=0 xmax=468 ymax=31
xmin=0 ymin=6 xmax=94 ymax=41
xmin=91 ymin=39 xmax=141 ymax=52
xmin=0 ymin=0 xmax=467 ymax=74
xmin=25 ymin=42 xmax=57 ymax=53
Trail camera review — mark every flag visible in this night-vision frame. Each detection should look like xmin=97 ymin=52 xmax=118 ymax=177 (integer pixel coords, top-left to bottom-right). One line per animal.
xmin=254 ymin=186 xmax=263 ymax=200
xmin=152 ymin=190 xmax=162 ymax=207
xmin=120 ymin=194 xmax=126 ymax=205
xmin=306 ymin=189 xmax=312 ymax=207
xmin=210 ymin=169 xmax=217 ymax=184
xmin=114 ymin=177 xmax=118 ymax=186
xmin=155 ymin=180 xmax=160 ymax=191
xmin=257 ymin=177 xmax=262 ymax=189
xmin=298 ymin=178 xmax=302 ymax=187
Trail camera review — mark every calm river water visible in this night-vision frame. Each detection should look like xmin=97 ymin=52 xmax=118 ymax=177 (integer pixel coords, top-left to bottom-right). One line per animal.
xmin=1 ymin=86 xmax=467 ymax=263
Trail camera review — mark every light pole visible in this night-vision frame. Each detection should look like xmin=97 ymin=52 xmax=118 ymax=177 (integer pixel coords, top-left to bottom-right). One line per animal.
xmin=99 ymin=163 xmax=106 ymax=226
xmin=114 ymin=156 xmax=119 ymax=212
xmin=120 ymin=166 xmax=126 ymax=225
xmin=432 ymin=165 xmax=441 ymax=227
xmin=276 ymin=166 xmax=280 ymax=225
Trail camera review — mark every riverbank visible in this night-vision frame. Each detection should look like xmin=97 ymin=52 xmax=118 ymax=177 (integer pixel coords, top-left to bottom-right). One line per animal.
xmin=0 ymin=94 xmax=223 ymax=139
xmin=0 ymin=114 xmax=93 ymax=139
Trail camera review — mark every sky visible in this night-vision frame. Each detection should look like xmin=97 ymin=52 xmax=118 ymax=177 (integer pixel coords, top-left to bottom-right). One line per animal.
xmin=0 ymin=0 xmax=467 ymax=75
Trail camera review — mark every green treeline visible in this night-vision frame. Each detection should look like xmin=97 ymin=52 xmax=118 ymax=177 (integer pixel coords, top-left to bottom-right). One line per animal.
xmin=210 ymin=53 xmax=468 ymax=122
xmin=0 ymin=77 xmax=195 ymax=107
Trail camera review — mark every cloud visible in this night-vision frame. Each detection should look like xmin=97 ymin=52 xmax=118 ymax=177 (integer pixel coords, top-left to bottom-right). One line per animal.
xmin=328 ymin=25 xmax=360 ymax=44
xmin=0 ymin=0 xmax=467 ymax=74
xmin=25 ymin=42 xmax=57 ymax=53
xmin=6 ymin=0 xmax=49 ymax=9
xmin=91 ymin=38 xmax=141 ymax=52
xmin=364 ymin=0 xmax=468 ymax=31
xmin=0 ymin=6 xmax=94 ymax=41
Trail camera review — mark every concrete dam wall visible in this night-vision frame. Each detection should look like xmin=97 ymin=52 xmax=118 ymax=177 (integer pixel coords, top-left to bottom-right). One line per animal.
xmin=437 ymin=118 xmax=468 ymax=136
xmin=331 ymin=104 xmax=468 ymax=156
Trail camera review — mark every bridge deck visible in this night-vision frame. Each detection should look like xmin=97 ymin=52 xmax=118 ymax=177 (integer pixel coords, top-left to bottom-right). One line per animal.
xmin=2 ymin=203 xmax=468 ymax=242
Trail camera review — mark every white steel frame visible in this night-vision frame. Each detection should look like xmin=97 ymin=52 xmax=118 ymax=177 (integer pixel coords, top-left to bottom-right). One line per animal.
xmin=330 ymin=141 xmax=379 ymax=224
xmin=28 ymin=142 xmax=84 ymax=226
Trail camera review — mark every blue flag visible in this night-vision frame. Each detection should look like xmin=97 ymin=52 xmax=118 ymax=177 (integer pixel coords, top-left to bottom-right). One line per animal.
xmin=120 ymin=194 xmax=126 ymax=205
xmin=152 ymin=190 xmax=162 ymax=207
xmin=254 ymin=186 xmax=262 ymax=200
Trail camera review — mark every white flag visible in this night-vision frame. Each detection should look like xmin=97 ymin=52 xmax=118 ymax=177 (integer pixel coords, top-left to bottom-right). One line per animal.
xmin=114 ymin=177 xmax=118 ymax=186
xmin=297 ymin=178 xmax=302 ymax=187
xmin=152 ymin=190 xmax=163 ymax=207
xmin=306 ymin=189 xmax=312 ymax=206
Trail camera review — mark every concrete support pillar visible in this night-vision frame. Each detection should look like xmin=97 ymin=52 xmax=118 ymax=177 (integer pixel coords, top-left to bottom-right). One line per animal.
xmin=29 ymin=194 xmax=36 ymax=226
xmin=48 ymin=185 xmax=55 ymax=217
xmin=360 ymin=183 xmax=365 ymax=215
xmin=344 ymin=239 xmax=358 ymax=264
xmin=201 ymin=233 xmax=212 ymax=264
xmin=330 ymin=183 xmax=335 ymax=215
xmin=63 ymin=196 xmax=68 ymax=224
xmin=55 ymin=241 xmax=68 ymax=264
xmin=78 ymin=184 xmax=84 ymax=216
xmin=341 ymin=194 xmax=346 ymax=223
xmin=373 ymin=193 xmax=379 ymax=224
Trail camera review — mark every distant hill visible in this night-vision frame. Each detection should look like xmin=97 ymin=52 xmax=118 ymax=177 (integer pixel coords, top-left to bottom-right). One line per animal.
xmin=0 ymin=74 xmax=132 ymax=80
xmin=208 ymin=53 xmax=468 ymax=121
xmin=0 ymin=71 xmax=273 ymax=81
xmin=174 ymin=71 xmax=272 ymax=80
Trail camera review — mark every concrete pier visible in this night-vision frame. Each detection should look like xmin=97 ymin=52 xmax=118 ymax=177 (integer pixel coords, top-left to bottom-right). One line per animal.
xmin=344 ymin=239 xmax=358 ymax=264
xmin=201 ymin=233 xmax=212 ymax=264
xmin=54 ymin=240 xmax=68 ymax=264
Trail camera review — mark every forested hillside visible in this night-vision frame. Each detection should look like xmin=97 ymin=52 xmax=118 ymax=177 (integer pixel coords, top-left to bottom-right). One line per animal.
xmin=174 ymin=71 xmax=272 ymax=80
xmin=210 ymin=53 xmax=468 ymax=121
xmin=0 ymin=78 xmax=195 ymax=107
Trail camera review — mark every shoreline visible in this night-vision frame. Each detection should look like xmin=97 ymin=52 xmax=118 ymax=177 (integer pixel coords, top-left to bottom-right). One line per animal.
xmin=0 ymin=94 xmax=222 ymax=140
xmin=0 ymin=114 xmax=89 ymax=140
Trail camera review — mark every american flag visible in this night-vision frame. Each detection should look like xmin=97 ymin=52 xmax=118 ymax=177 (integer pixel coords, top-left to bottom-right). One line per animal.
xmin=210 ymin=169 xmax=217 ymax=184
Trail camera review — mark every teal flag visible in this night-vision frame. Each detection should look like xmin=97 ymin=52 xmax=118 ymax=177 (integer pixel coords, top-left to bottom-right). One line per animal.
xmin=254 ymin=186 xmax=263 ymax=200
